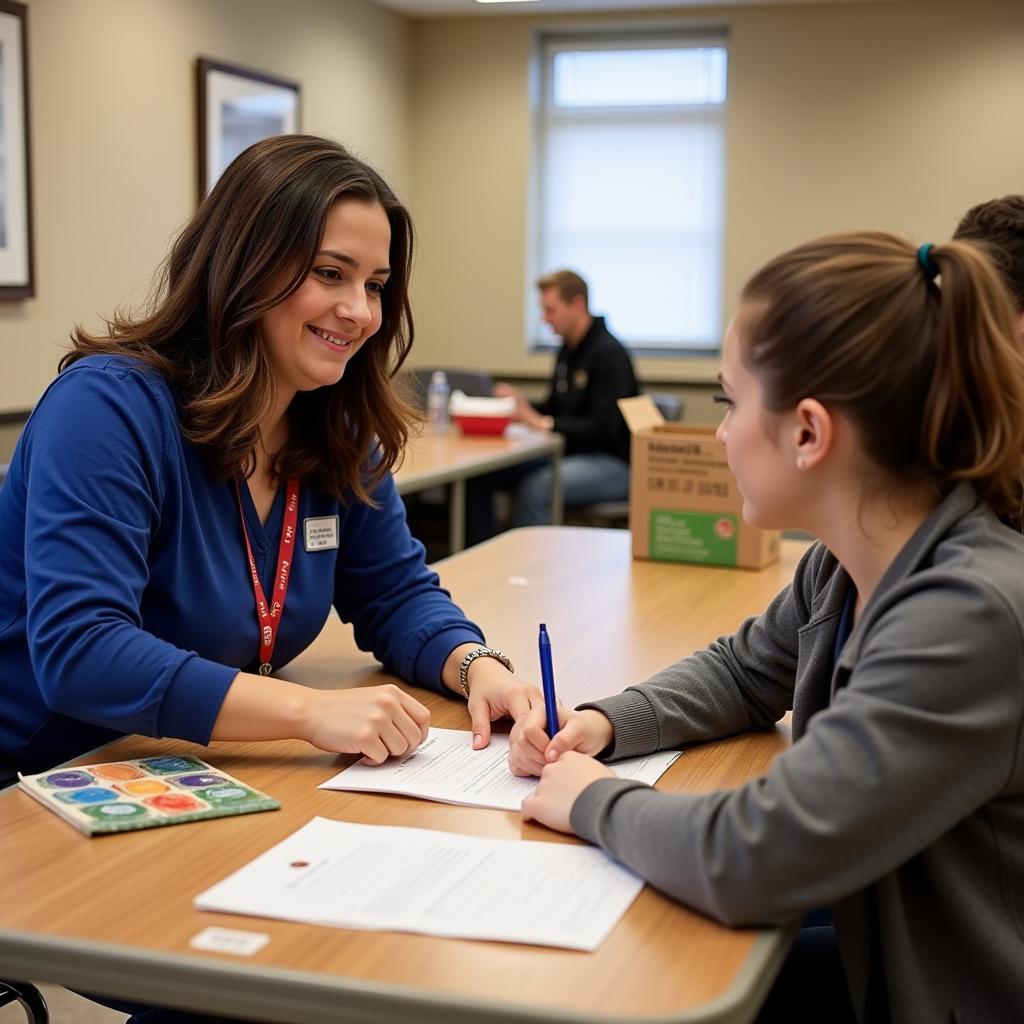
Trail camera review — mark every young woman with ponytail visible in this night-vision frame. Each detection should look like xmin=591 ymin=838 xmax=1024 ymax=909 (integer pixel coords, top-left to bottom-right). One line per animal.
xmin=513 ymin=233 xmax=1024 ymax=1023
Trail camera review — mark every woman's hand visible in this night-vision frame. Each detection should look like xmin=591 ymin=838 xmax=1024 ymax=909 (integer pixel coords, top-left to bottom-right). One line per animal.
xmin=508 ymin=706 xmax=614 ymax=777
xmin=463 ymin=657 xmax=545 ymax=749
xmin=302 ymin=685 xmax=431 ymax=764
xmin=440 ymin=643 xmax=545 ymax=749
xmin=213 ymin=673 xmax=431 ymax=764
xmin=521 ymin=751 xmax=615 ymax=834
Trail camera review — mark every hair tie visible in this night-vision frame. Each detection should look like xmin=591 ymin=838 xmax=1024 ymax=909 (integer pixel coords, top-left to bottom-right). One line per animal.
xmin=917 ymin=243 xmax=940 ymax=282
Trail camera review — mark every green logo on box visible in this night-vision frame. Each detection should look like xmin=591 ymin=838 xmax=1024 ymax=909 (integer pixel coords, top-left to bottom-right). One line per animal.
xmin=649 ymin=509 xmax=738 ymax=566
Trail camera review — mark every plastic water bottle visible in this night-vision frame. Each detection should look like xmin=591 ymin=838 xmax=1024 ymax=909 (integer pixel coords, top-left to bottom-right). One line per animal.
xmin=426 ymin=370 xmax=450 ymax=431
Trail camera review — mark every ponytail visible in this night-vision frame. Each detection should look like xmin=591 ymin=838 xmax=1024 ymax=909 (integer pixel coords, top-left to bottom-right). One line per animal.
xmin=740 ymin=231 xmax=1024 ymax=515
xmin=922 ymin=241 xmax=1024 ymax=512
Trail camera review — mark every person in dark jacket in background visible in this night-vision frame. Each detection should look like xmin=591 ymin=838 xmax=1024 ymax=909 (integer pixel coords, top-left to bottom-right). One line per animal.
xmin=466 ymin=270 xmax=638 ymax=544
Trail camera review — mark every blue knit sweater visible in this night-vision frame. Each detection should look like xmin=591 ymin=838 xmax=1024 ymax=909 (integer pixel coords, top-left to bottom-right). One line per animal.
xmin=0 ymin=356 xmax=482 ymax=773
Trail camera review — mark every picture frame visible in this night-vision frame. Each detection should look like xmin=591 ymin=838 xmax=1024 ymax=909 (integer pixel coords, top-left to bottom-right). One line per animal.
xmin=0 ymin=0 xmax=32 ymax=299
xmin=196 ymin=58 xmax=300 ymax=200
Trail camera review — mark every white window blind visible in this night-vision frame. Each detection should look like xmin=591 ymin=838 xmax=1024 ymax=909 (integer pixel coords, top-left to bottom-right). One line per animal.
xmin=533 ymin=33 xmax=728 ymax=353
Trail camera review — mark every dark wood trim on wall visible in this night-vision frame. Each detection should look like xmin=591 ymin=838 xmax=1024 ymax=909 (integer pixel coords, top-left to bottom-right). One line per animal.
xmin=0 ymin=0 xmax=34 ymax=300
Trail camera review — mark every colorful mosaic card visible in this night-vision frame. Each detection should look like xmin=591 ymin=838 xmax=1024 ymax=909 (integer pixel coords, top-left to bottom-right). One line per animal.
xmin=18 ymin=755 xmax=279 ymax=835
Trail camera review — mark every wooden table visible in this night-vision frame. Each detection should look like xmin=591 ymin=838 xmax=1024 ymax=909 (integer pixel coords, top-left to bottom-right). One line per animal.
xmin=394 ymin=425 xmax=564 ymax=553
xmin=0 ymin=530 xmax=808 ymax=1024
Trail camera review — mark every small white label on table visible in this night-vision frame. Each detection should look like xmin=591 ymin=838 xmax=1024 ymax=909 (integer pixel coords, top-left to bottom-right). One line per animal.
xmin=189 ymin=926 xmax=270 ymax=957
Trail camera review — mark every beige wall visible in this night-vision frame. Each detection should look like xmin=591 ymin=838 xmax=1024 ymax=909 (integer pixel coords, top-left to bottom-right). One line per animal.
xmin=0 ymin=0 xmax=411 ymax=416
xmin=408 ymin=0 xmax=1024 ymax=403
xmin=0 ymin=422 xmax=21 ymax=466
xmin=3 ymin=0 xmax=1023 ymax=439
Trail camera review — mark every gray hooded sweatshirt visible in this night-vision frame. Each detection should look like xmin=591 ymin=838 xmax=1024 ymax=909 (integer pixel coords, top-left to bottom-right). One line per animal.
xmin=573 ymin=482 xmax=1024 ymax=1024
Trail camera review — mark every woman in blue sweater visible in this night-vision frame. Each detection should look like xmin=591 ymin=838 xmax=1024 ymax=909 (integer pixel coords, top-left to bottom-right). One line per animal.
xmin=0 ymin=134 xmax=535 ymax=789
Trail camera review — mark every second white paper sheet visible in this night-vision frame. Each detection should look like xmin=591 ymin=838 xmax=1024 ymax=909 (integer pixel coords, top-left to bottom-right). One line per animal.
xmin=195 ymin=816 xmax=643 ymax=950
xmin=318 ymin=728 xmax=680 ymax=811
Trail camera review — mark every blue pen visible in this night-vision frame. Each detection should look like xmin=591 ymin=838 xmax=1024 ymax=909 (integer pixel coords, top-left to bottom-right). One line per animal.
xmin=538 ymin=623 xmax=559 ymax=739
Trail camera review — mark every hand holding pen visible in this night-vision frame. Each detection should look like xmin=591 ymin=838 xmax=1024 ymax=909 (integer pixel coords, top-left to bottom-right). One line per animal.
xmin=507 ymin=625 xmax=615 ymax=777
xmin=521 ymin=623 xmax=617 ymax=832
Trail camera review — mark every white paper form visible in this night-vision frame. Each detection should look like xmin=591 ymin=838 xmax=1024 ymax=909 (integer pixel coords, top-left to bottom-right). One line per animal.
xmin=318 ymin=727 xmax=681 ymax=811
xmin=194 ymin=816 xmax=643 ymax=951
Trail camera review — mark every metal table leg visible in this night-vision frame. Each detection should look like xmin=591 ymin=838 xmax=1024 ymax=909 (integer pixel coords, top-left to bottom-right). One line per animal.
xmin=449 ymin=479 xmax=466 ymax=553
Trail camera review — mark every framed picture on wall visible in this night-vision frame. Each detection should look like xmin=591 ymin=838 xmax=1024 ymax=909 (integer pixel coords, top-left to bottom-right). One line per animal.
xmin=0 ymin=0 xmax=33 ymax=300
xmin=197 ymin=58 xmax=300 ymax=200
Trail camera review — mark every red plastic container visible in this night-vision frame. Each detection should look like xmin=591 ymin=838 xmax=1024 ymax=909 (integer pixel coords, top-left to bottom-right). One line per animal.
xmin=452 ymin=413 xmax=512 ymax=436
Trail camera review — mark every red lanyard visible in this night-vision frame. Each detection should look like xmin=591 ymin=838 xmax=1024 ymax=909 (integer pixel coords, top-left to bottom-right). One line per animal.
xmin=234 ymin=477 xmax=300 ymax=675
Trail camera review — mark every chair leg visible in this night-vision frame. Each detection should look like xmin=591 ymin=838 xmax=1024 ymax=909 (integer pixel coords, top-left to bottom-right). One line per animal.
xmin=0 ymin=980 xmax=49 ymax=1024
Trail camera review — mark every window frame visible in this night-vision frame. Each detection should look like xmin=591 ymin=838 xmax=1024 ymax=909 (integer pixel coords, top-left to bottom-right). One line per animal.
xmin=528 ymin=28 xmax=729 ymax=358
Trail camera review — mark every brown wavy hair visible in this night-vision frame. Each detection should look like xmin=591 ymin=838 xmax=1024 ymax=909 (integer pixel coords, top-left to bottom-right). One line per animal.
xmin=61 ymin=134 xmax=417 ymax=504
xmin=739 ymin=231 xmax=1024 ymax=514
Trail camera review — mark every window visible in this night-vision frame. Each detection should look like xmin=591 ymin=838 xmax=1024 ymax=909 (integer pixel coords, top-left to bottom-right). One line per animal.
xmin=532 ymin=32 xmax=728 ymax=354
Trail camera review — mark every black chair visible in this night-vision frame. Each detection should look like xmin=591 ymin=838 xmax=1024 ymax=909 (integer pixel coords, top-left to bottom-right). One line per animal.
xmin=647 ymin=391 xmax=683 ymax=424
xmin=566 ymin=391 xmax=685 ymax=528
xmin=0 ymin=980 xmax=49 ymax=1024
xmin=407 ymin=368 xmax=494 ymax=410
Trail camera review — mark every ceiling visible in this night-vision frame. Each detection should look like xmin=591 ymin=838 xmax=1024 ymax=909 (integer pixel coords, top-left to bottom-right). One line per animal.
xmin=368 ymin=0 xmax=890 ymax=18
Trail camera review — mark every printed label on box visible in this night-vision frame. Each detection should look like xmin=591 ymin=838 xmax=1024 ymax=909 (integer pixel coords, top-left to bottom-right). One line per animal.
xmin=649 ymin=509 xmax=739 ymax=566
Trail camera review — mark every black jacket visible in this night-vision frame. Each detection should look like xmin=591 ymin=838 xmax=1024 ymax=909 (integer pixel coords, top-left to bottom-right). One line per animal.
xmin=533 ymin=317 xmax=638 ymax=462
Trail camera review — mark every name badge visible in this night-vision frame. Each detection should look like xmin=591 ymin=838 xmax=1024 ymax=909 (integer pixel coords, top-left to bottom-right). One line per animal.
xmin=303 ymin=515 xmax=339 ymax=552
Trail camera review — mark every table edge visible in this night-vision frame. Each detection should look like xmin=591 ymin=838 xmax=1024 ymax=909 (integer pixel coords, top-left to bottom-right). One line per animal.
xmin=395 ymin=435 xmax=563 ymax=494
xmin=0 ymin=921 xmax=796 ymax=1024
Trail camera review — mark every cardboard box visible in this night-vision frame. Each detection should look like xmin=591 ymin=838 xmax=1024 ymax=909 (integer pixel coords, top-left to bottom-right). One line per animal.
xmin=618 ymin=395 xmax=780 ymax=569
